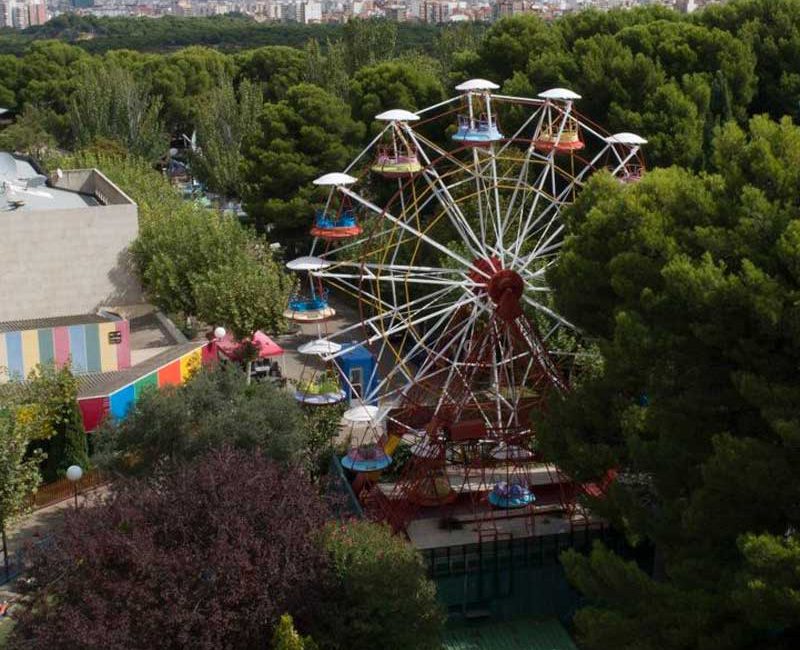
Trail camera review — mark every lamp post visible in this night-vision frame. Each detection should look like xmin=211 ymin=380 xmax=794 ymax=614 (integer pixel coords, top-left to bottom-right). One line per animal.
xmin=66 ymin=465 xmax=83 ymax=510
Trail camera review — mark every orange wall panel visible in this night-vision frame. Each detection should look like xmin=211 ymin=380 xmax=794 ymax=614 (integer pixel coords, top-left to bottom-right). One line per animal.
xmin=158 ymin=360 xmax=182 ymax=387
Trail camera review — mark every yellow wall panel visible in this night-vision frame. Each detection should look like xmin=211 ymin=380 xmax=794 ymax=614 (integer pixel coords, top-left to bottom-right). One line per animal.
xmin=98 ymin=322 xmax=118 ymax=372
xmin=21 ymin=330 xmax=40 ymax=376
xmin=179 ymin=348 xmax=202 ymax=380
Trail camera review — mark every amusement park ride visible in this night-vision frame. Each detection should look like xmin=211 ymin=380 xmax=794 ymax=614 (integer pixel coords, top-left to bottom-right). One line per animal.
xmin=283 ymin=79 xmax=646 ymax=544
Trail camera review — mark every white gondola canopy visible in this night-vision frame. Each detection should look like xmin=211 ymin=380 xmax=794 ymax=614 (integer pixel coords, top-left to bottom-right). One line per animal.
xmin=313 ymin=172 xmax=358 ymax=186
xmin=538 ymin=87 xmax=582 ymax=100
xmin=286 ymin=256 xmax=331 ymax=271
xmin=343 ymin=405 xmax=381 ymax=423
xmin=375 ymin=109 xmax=420 ymax=122
xmin=605 ymin=132 xmax=648 ymax=145
xmin=455 ymin=78 xmax=500 ymax=92
xmin=298 ymin=339 xmax=343 ymax=355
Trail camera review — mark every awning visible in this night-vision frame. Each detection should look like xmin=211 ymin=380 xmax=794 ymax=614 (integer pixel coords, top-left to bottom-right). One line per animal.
xmin=216 ymin=330 xmax=284 ymax=360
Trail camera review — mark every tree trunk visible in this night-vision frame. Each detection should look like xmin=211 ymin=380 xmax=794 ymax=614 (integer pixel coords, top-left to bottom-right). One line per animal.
xmin=246 ymin=360 xmax=252 ymax=385
xmin=2 ymin=524 xmax=9 ymax=583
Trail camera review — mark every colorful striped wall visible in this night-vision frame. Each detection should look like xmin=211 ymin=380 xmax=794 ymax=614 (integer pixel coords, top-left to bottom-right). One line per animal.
xmin=0 ymin=320 xmax=131 ymax=382
xmin=78 ymin=345 xmax=206 ymax=432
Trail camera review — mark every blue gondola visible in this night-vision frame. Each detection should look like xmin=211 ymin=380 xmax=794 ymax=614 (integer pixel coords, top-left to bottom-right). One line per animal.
xmin=452 ymin=114 xmax=503 ymax=146
xmin=311 ymin=208 xmax=362 ymax=239
xmin=288 ymin=289 xmax=329 ymax=312
xmin=341 ymin=444 xmax=392 ymax=473
xmin=488 ymin=481 xmax=535 ymax=509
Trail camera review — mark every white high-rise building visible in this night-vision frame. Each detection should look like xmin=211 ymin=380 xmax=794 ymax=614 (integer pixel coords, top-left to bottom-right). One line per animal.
xmin=0 ymin=0 xmax=15 ymax=27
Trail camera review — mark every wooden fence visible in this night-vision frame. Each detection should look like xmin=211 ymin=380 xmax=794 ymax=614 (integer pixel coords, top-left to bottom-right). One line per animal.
xmin=26 ymin=471 xmax=107 ymax=510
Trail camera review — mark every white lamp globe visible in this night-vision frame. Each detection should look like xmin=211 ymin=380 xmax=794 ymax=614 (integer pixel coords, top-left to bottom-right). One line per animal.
xmin=213 ymin=326 xmax=227 ymax=340
xmin=66 ymin=465 xmax=83 ymax=482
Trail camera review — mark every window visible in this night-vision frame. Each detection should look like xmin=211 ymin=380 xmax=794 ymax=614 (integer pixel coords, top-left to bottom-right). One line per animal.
xmin=349 ymin=366 xmax=364 ymax=402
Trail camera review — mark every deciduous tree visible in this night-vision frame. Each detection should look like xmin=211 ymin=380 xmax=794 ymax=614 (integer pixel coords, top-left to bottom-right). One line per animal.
xmin=0 ymin=400 xmax=50 ymax=580
xmin=192 ymin=76 xmax=263 ymax=197
xmin=68 ymin=61 xmax=165 ymax=160
xmin=313 ymin=521 xmax=444 ymax=650
xmin=194 ymin=247 xmax=294 ymax=380
xmin=9 ymin=448 xmax=331 ymax=650
xmin=95 ymin=365 xmax=305 ymax=474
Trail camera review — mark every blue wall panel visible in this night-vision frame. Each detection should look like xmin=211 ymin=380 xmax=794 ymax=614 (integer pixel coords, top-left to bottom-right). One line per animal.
xmin=4 ymin=332 xmax=24 ymax=379
xmin=68 ymin=325 xmax=87 ymax=373
xmin=109 ymin=384 xmax=135 ymax=419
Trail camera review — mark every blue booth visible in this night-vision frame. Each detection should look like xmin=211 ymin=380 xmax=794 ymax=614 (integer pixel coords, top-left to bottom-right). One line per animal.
xmin=337 ymin=344 xmax=378 ymax=404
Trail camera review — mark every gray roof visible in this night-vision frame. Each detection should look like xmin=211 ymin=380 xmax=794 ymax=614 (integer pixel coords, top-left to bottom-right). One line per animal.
xmin=77 ymin=342 xmax=205 ymax=398
xmin=1 ymin=152 xmax=97 ymax=212
xmin=0 ymin=313 xmax=114 ymax=334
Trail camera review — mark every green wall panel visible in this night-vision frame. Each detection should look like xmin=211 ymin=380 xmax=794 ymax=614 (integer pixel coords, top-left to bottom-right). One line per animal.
xmin=133 ymin=372 xmax=159 ymax=398
xmin=84 ymin=323 xmax=101 ymax=372
xmin=37 ymin=329 xmax=54 ymax=366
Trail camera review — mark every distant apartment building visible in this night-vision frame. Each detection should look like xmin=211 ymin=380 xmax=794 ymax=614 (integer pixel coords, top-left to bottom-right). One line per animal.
xmin=0 ymin=0 xmax=47 ymax=27
xmin=493 ymin=0 xmax=545 ymax=19
xmin=385 ymin=3 xmax=406 ymax=20
xmin=282 ymin=0 xmax=322 ymax=22
xmin=422 ymin=0 xmax=450 ymax=22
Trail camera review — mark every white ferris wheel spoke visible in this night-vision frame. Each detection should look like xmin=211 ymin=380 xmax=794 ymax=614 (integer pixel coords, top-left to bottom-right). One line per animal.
xmin=522 ymin=294 xmax=576 ymax=332
xmin=364 ymin=297 xmax=477 ymax=402
xmin=318 ymin=282 xmax=460 ymax=351
xmin=403 ymin=127 xmax=488 ymax=258
xmin=338 ymin=186 xmax=492 ymax=279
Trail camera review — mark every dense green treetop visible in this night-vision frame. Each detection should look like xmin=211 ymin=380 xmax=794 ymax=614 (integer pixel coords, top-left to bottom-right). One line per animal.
xmin=539 ymin=115 xmax=800 ymax=648
xmin=699 ymin=0 xmax=800 ymax=119
xmin=68 ymin=61 xmax=165 ymax=160
xmin=95 ymin=365 xmax=306 ymax=475
xmin=314 ymin=521 xmax=445 ymax=650
xmin=235 ymin=45 xmax=309 ymax=101
xmin=192 ymin=76 xmax=263 ymax=197
xmin=241 ymin=83 xmax=364 ymax=241
xmin=348 ymin=60 xmax=446 ymax=131
xmin=0 ymin=15 xmax=440 ymax=56
xmin=0 ymin=0 xmax=798 ymax=193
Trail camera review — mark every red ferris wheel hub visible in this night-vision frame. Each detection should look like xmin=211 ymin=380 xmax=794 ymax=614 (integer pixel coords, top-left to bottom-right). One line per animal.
xmin=468 ymin=257 xmax=525 ymax=321
xmin=487 ymin=269 xmax=524 ymax=305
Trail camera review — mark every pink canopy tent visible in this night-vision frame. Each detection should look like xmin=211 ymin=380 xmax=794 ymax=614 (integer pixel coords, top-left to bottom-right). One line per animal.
xmin=214 ymin=330 xmax=284 ymax=362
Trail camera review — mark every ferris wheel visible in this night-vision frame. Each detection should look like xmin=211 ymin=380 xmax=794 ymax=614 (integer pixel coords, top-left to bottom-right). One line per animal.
xmin=283 ymin=79 xmax=646 ymax=531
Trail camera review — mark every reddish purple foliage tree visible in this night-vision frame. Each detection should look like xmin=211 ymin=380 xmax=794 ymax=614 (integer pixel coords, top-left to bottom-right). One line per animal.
xmin=9 ymin=448 xmax=331 ymax=650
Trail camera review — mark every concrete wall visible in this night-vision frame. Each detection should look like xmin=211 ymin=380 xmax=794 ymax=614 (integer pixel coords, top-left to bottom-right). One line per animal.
xmin=52 ymin=169 xmax=136 ymax=206
xmin=0 ymin=201 xmax=142 ymax=321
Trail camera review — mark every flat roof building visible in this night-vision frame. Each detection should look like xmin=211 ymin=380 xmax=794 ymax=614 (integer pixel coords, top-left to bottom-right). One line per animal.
xmin=0 ymin=152 xmax=143 ymax=322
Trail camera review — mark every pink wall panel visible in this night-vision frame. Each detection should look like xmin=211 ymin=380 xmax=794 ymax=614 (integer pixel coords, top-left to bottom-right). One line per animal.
xmin=201 ymin=341 xmax=216 ymax=366
xmin=53 ymin=327 xmax=71 ymax=368
xmin=115 ymin=320 xmax=131 ymax=369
